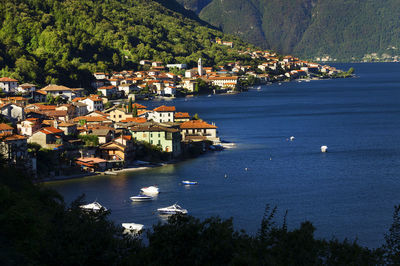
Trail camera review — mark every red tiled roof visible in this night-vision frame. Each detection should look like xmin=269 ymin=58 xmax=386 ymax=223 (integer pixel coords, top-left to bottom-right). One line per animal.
xmin=98 ymin=86 xmax=116 ymax=90
xmin=72 ymin=116 xmax=110 ymax=122
xmin=0 ymin=77 xmax=18 ymax=82
xmin=121 ymin=135 xmax=132 ymax=140
xmin=0 ymin=123 xmax=13 ymax=130
xmin=153 ymin=105 xmax=176 ymax=112
xmin=132 ymin=103 xmax=147 ymax=109
xmin=174 ymin=112 xmax=190 ymax=118
xmin=40 ymin=127 xmax=64 ymax=135
xmin=120 ymin=117 xmax=147 ymax=123
xmin=1 ymin=134 xmax=26 ymax=141
xmin=180 ymin=120 xmax=217 ymax=129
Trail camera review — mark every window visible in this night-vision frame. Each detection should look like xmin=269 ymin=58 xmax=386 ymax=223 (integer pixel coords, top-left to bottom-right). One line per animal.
xmin=150 ymin=140 xmax=153 ymax=144
xmin=158 ymin=140 xmax=160 ymax=145
xmin=158 ymin=133 xmax=160 ymax=137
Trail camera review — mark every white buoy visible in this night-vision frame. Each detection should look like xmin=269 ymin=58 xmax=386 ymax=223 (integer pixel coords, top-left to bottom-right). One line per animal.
xmin=321 ymin=146 xmax=328 ymax=153
xmin=290 ymin=136 xmax=295 ymax=141
xmin=245 ymin=168 xmax=248 ymax=171
xmin=224 ymin=174 xmax=228 ymax=178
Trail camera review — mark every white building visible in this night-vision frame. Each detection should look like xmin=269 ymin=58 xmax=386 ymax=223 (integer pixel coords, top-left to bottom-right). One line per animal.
xmin=166 ymin=63 xmax=187 ymax=69
xmin=0 ymin=77 xmax=19 ymax=93
xmin=147 ymin=105 xmax=176 ymax=123
xmin=208 ymin=76 xmax=238 ymax=88
xmin=40 ymin=85 xmax=83 ymax=101
xmin=76 ymin=96 xmax=103 ymax=113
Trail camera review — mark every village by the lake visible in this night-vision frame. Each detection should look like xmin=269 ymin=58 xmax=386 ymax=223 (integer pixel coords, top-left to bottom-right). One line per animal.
xmin=0 ymin=48 xmax=350 ymax=180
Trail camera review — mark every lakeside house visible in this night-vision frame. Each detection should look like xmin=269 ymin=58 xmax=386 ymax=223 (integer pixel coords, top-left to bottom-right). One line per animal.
xmin=180 ymin=120 xmax=219 ymax=143
xmin=129 ymin=124 xmax=182 ymax=157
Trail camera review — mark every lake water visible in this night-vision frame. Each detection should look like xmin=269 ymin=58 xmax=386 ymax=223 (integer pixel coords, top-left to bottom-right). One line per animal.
xmin=46 ymin=63 xmax=400 ymax=248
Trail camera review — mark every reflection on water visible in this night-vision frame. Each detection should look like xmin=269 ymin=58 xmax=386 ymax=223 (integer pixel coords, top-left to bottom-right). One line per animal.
xmin=46 ymin=63 xmax=400 ymax=248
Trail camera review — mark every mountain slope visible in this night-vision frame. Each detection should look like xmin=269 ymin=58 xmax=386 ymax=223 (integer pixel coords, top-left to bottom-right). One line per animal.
xmin=0 ymin=0 xmax=252 ymax=87
xmin=178 ymin=0 xmax=400 ymax=61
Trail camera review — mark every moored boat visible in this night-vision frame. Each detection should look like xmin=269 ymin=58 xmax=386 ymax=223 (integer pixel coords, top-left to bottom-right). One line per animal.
xmin=182 ymin=180 xmax=198 ymax=185
xmin=79 ymin=201 xmax=107 ymax=212
xmin=130 ymin=194 xmax=153 ymax=202
xmin=122 ymin=223 xmax=144 ymax=233
xmin=140 ymin=186 xmax=159 ymax=195
xmin=157 ymin=203 xmax=188 ymax=215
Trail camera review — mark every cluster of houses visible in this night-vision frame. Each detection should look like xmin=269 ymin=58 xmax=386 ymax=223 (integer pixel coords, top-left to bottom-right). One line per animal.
xmin=0 ymin=48 xmax=344 ymax=176
xmin=0 ymin=80 xmax=220 ymax=175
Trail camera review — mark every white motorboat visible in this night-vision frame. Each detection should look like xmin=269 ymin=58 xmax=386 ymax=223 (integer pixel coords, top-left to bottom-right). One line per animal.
xmin=79 ymin=201 xmax=107 ymax=212
xmin=157 ymin=204 xmax=188 ymax=215
xmin=130 ymin=194 xmax=153 ymax=202
xmin=122 ymin=223 xmax=144 ymax=233
xmin=140 ymin=186 xmax=159 ymax=195
xmin=182 ymin=180 xmax=198 ymax=185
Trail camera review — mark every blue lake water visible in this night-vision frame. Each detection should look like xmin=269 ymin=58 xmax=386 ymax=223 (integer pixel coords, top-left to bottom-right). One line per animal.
xmin=46 ymin=63 xmax=400 ymax=248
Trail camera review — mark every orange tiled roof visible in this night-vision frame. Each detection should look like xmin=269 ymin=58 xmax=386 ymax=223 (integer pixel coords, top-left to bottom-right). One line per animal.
xmin=180 ymin=120 xmax=217 ymax=129
xmin=98 ymin=86 xmax=116 ymax=90
xmin=0 ymin=123 xmax=13 ymax=130
xmin=132 ymin=103 xmax=147 ymax=109
xmin=153 ymin=105 xmax=176 ymax=112
xmin=0 ymin=77 xmax=18 ymax=82
xmin=72 ymin=116 xmax=110 ymax=122
xmin=1 ymin=134 xmax=26 ymax=141
xmin=174 ymin=112 xmax=190 ymax=118
xmin=40 ymin=127 xmax=63 ymax=135
xmin=120 ymin=117 xmax=147 ymax=123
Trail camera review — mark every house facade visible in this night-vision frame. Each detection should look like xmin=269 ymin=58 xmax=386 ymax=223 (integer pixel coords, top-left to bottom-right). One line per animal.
xmin=180 ymin=120 xmax=219 ymax=143
xmin=0 ymin=77 xmax=19 ymax=92
xmin=129 ymin=125 xmax=181 ymax=157
xmin=148 ymin=105 xmax=175 ymax=123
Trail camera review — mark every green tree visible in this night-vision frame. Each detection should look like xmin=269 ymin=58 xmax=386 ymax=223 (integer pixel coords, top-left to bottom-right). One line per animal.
xmin=46 ymin=93 xmax=54 ymax=104
xmin=132 ymin=105 xmax=138 ymax=117
xmin=128 ymin=98 xmax=133 ymax=113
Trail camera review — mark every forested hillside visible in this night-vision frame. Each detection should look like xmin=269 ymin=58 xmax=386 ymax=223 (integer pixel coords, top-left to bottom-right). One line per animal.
xmin=177 ymin=0 xmax=400 ymax=61
xmin=0 ymin=0 xmax=252 ymax=87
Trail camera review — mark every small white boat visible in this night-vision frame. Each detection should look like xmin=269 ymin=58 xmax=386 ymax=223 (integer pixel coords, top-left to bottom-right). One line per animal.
xmin=182 ymin=180 xmax=198 ymax=185
xmin=130 ymin=195 xmax=153 ymax=202
xmin=80 ymin=201 xmax=107 ymax=212
xmin=140 ymin=186 xmax=159 ymax=195
xmin=157 ymin=204 xmax=188 ymax=215
xmin=122 ymin=223 xmax=144 ymax=233
xmin=321 ymin=145 xmax=328 ymax=153
xmin=290 ymin=136 xmax=295 ymax=141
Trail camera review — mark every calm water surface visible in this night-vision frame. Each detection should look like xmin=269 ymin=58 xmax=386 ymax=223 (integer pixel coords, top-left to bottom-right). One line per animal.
xmin=46 ymin=63 xmax=400 ymax=248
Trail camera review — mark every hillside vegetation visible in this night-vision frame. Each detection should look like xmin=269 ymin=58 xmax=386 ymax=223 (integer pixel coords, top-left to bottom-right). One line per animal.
xmin=2 ymin=163 xmax=400 ymax=265
xmin=178 ymin=0 xmax=400 ymax=61
xmin=0 ymin=0 xmax=252 ymax=87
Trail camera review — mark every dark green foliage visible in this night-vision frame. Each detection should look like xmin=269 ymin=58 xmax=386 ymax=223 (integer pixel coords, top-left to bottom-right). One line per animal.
xmin=0 ymin=0 xmax=253 ymax=87
xmin=0 ymin=158 xmax=394 ymax=265
xmin=187 ymin=0 xmax=400 ymax=61
xmin=78 ymin=134 xmax=99 ymax=147
xmin=384 ymin=205 xmax=400 ymax=265
xmin=132 ymin=105 xmax=138 ymax=117
xmin=128 ymin=98 xmax=133 ymax=113
xmin=0 ymin=166 xmax=140 ymax=265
